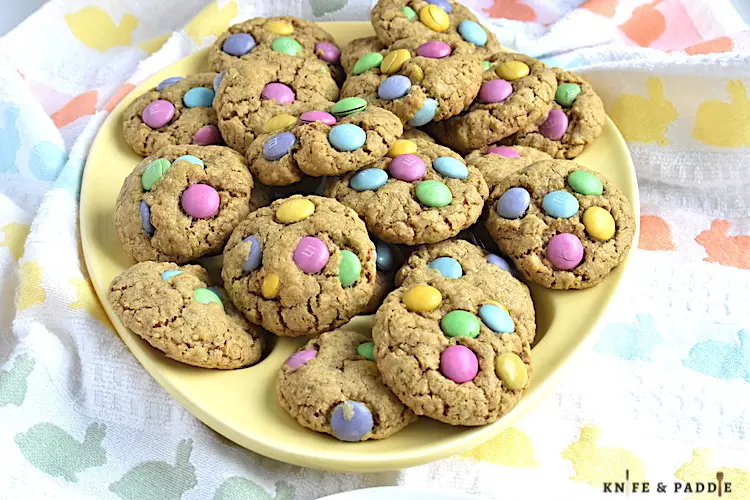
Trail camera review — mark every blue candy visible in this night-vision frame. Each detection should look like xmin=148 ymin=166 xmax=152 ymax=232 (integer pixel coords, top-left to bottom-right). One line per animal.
xmin=408 ymin=98 xmax=438 ymax=127
xmin=183 ymin=87 xmax=215 ymax=108
xmin=242 ymin=235 xmax=262 ymax=273
xmin=378 ymin=75 xmax=411 ymax=100
xmin=486 ymin=253 xmax=511 ymax=273
xmin=458 ymin=20 xmax=487 ymax=47
xmin=375 ymin=240 xmax=394 ymax=271
xmin=350 ymin=168 xmax=388 ymax=191
xmin=223 ymin=33 xmax=256 ymax=56
xmin=156 ymin=76 xmax=183 ymax=92
xmin=426 ymin=0 xmax=453 ymax=13
xmin=139 ymin=201 xmax=154 ymax=236
xmin=173 ymin=155 xmax=204 ymax=168
xmin=542 ymin=190 xmax=579 ymax=218
xmin=429 ymin=257 xmax=463 ymax=278
xmin=328 ymin=124 xmax=367 ymax=151
xmin=213 ymin=71 xmax=225 ymax=93
xmin=263 ymin=132 xmax=296 ymax=161
xmin=479 ymin=304 xmax=515 ymax=333
xmin=496 ymin=187 xmax=530 ymax=219
xmin=161 ymin=270 xmax=183 ymax=281
xmin=433 ymin=156 xmax=468 ymax=179
xmin=330 ymin=401 xmax=373 ymax=442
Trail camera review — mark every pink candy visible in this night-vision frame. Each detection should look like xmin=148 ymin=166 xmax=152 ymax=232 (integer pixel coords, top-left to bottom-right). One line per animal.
xmin=314 ymin=42 xmax=341 ymax=63
xmin=261 ymin=83 xmax=295 ymax=105
xmin=300 ymin=110 xmax=336 ymax=126
xmin=539 ymin=109 xmax=569 ymax=140
xmin=181 ymin=184 xmax=220 ymax=219
xmin=417 ymin=41 xmax=452 ymax=59
xmin=193 ymin=124 xmax=222 ymax=145
xmin=479 ymin=79 xmax=512 ymax=104
xmin=440 ymin=345 xmax=478 ymax=383
xmin=142 ymin=99 xmax=175 ymax=128
xmin=546 ymin=233 xmax=584 ymax=270
xmin=286 ymin=349 xmax=317 ymax=369
xmin=486 ymin=146 xmax=520 ymax=158
xmin=293 ymin=236 xmax=329 ymax=274
xmin=389 ymin=154 xmax=426 ymax=181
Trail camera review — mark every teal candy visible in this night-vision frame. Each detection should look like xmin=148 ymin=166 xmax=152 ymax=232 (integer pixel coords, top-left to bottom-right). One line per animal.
xmin=141 ymin=158 xmax=170 ymax=191
xmin=402 ymin=6 xmax=417 ymax=19
xmin=161 ymin=270 xmax=183 ymax=281
xmin=194 ymin=288 xmax=223 ymax=308
xmin=338 ymin=250 xmax=362 ymax=287
xmin=433 ymin=156 xmax=468 ymax=179
xmin=357 ymin=342 xmax=375 ymax=361
xmin=542 ymin=190 xmax=579 ymax=218
xmin=328 ymin=124 xmax=366 ymax=151
xmin=271 ymin=36 xmax=303 ymax=56
xmin=440 ymin=310 xmax=481 ymax=338
xmin=408 ymin=98 xmax=438 ymax=126
xmin=375 ymin=240 xmax=394 ymax=271
xmin=173 ymin=155 xmax=204 ymax=168
xmin=429 ymin=257 xmax=463 ymax=278
xmin=350 ymin=168 xmax=388 ymax=191
xmin=416 ymin=180 xmax=452 ymax=207
xmin=458 ymin=20 xmax=487 ymax=47
xmin=182 ymin=87 xmax=215 ymax=108
xmin=479 ymin=304 xmax=514 ymax=333
xmin=567 ymin=170 xmax=603 ymax=195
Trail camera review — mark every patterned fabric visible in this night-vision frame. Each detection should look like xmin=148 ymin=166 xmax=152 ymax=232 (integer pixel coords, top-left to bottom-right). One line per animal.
xmin=1 ymin=0 xmax=749 ymax=498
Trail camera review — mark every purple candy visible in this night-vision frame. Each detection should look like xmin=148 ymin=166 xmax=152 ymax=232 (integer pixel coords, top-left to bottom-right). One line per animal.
xmin=213 ymin=71 xmax=225 ymax=93
xmin=315 ymin=42 xmax=341 ymax=63
xmin=330 ymin=401 xmax=373 ymax=442
xmin=286 ymin=349 xmax=317 ymax=370
xmin=293 ymin=236 xmax=329 ymax=273
xmin=547 ymin=233 xmax=583 ymax=270
xmin=417 ymin=41 xmax=452 ymax=59
xmin=539 ymin=109 xmax=569 ymax=140
xmin=426 ymin=0 xmax=453 ymax=13
xmin=139 ymin=201 xmax=154 ymax=235
xmin=496 ymin=187 xmax=530 ymax=219
xmin=479 ymin=79 xmax=512 ymax=103
xmin=261 ymin=83 xmax=295 ymax=105
xmin=486 ymin=253 xmax=511 ymax=272
xmin=300 ymin=110 xmax=336 ymax=125
xmin=263 ymin=132 xmax=296 ymax=161
xmin=389 ymin=154 xmax=426 ymax=181
xmin=242 ymin=235 xmax=262 ymax=273
xmin=486 ymin=146 xmax=520 ymax=158
xmin=193 ymin=125 xmax=222 ymax=145
xmin=378 ymin=75 xmax=411 ymax=100
xmin=142 ymin=99 xmax=175 ymax=128
xmin=223 ymin=33 xmax=256 ymax=56
xmin=156 ymin=76 xmax=183 ymax=92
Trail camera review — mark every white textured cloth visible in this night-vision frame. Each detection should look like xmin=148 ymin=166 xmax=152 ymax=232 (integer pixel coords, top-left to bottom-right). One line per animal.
xmin=1 ymin=1 xmax=749 ymax=499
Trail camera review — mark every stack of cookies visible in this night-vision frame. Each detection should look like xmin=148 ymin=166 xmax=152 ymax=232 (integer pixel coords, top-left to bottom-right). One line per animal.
xmin=108 ymin=0 xmax=635 ymax=443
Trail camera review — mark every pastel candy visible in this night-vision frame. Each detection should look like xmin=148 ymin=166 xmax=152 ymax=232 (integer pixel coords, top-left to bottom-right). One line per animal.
xmin=183 ymin=87 xmax=214 ymax=108
xmin=262 ymin=273 xmax=281 ymax=299
xmin=173 ymin=155 xmax=204 ymax=168
xmin=495 ymin=61 xmax=530 ymax=81
xmin=388 ymin=139 xmax=417 ymax=157
xmin=263 ymin=132 xmax=296 ymax=161
xmin=262 ymin=83 xmax=295 ymax=105
xmin=486 ymin=253 xmax=512 ymax=272
xmin=539 ymin=109 xmax=569 ymax=140
xmin=440 ymin=345 xmax=478 ymax=383
xmin=357 ymin=342 xmax=375 ymax=361
xmin=402 ymin=284 xmax=442 ymax=312
xmin=300 ymin=110 xmax=336 ymax=125
xmin=441 ymin=310 xmax=480 ymax=339
xmin=378 ymin=75 xmax=411 ymax=100
xmin=266 ymin=19 xmax=294 ymax=35
xmin=482 ymin=61 xmax=491 ymax=71
xmin=331 ymin=97 xmax=367 ymax=116
xmin=402 ymin=6 xmax=417 ymax=20
xmin=194 ymin=288 xmax=223 ymax=308
xmin=161 ymin=269 xmax=182 ymax=281
xmin=286 ymin=349 xmax=316 ymax=370
xmin=479 ymin=304 xmax=514 ymax=333
xmin=276 ymin=198 xmax=315 ymax=223
xmin=407 ymin=98 xmax=437 ymax=126
xmin=330 ymin=401 xmax=373 ymax=442
xmin=328 ymin=123 xmax=367 ymax=151
xmin=486 ymin=146 xmax=520 ymax=158
xmin=142 ymin=99 xmax=175 ymax=128
xmin=546 ymin=233 xmax=584 ymax=270
xmin=375 ymin=240 xmax=394 ymax=271
xmin=315 ymin=42 xmax=340 ymax=63
xmin=293 ymin=236 xmax=329 ymax=273
xmin=426 ymin=0 xmax=452 ymax=13
xmin=433 ymin=156 xmax=468 ymax=179
xmin=338 ymin=250 xmax=361 ymax=287
xmin=380 ymin=49 xmax=411 ymax=75
xmin=556 ymin=83 xmax=582 ymax=107
xmin=408 ymin=65 xmax=424 ymax=83
xmin=479 ymin=79 xmax=512 ymax=103
xmin=193 ymin=125 xmax=222 ymax=145
xmin=567 ymin=170 xmax=603 ymax=196
xmin=496 ymin=187 xmax=530 ymax=219
xmin=417 ymin=41 xmax=451 ymax=59
xmin=181 ymin=184 xmax=220 ymax=219
xmin=583 ymin=206 xmax=615 ymax=241
xmin=429 ymin=257 xmax=463 ymax=278
xmin=458 ymin=20 xmax=487 ymax=46
xmin=141 ymin=158 xmax=170 ymax=190
xmin=271 ymin=36 xmax=302 ymax=56
xmin=495 ymin=352 xmax=527 ymax=390
xmin=213 ymin=72 xmax=225 ymax=92
xmin=416 ymin=180 xmax=452 ymax=207
xmin=419 ymin=4 xmax=450 ymax=32
xmin=350 ymin=168 xmax=388 ymax=191
xmin=353 ymin=52 xmax=384 ymax=75
xmin=242 ymin=235 xmax=262 ymax=272
xmin=262 ymin=113 xmax=297 ymax=133
xmin=223 ymin=33 xmax=256 ymax=56
xmin=156 ymin=76 xmax=183 ymax=91
xmin=542 ymin=190 xmax=579 ymax=218
xmin=139 ymin=201 xmax=154 ymax=235
xmin=389 ymin=154 xmax=425 ymax=181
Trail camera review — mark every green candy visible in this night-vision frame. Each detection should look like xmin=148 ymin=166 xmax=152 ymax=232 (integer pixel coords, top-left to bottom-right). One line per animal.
xmin=141 ymin=158 xmax=170 ymax=191
xmin=271 ymin=36 xmax=302 ymax=56
xmin=567 ymin=170 xmax=603 ymax=196
xmin=402 ymin=6 xmax=417 ymax=20
xmin=357 ymin=341 xmax=375 ymax=361
xmin=353 ymin=52 xmax=384 ymax=75
xmin=555 ymin=83 xmax=581 ymax=107
xmin=194 ymin=288 xmax=223 ymax=308
xmin=440 ymin=310 xmax=481 ymax=338
xmin=331 ymin=97 xmax=368 ymax=116
xmin=415 ymin=180 xmax=452 ymax=208
xmin=338 ymin=250 xmax=361 ymax=287
xmin=482 ymin=61 xmax=491 ymax=71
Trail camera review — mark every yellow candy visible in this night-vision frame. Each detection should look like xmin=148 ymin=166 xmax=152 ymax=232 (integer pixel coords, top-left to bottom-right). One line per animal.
xmin=495 ymin=353 xmax=528 ymax=390
xmin=381 ymin=49 xmax=412 ymax=75
xmin=262 ymin=273 xmax=281 ymax=298
xmin=583 ymin=206 xmax=615 ymax=241
xmin=495 ymin=61 xmax=530 ymax=81
xmin=402 ymin=284 xmax=442 ymax=312
xmin=419 ymin=5 xmax=450 ymax=32
xmin=409 ymin=65 xmax=424 ymax=83
xmin=387 ymin=139 xmax=418 ymax=158
xmin=276 ymin=198 xmax=315 ymax=223
xmin=262 ymin=113 xmax=297 ymax=133
xmin=266 ymin=19 xmax=294 ymax=35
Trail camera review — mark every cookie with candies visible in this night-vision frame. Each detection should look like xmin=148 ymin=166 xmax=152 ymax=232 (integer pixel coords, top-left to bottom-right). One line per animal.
xmin=465 ymin=144 xmax=552 ymax=194
xmin=123 ymin=73 xmax=222 ymax=157
xmin=340 ymin=38 xmax=483 ymax=125
xmin=326 ymin=137 xmax=488 ymax=245
xmin=373 ymin=271 xmax=534 ymax=426
xmin=371 ymin=0 xmax=502 ymax=56
xmin=114 ymin=145 xmax=253 ymax=263
xmin=222 ymin=196 xmax=376 ymax=337
xmin=246 ymin=98 xmax=403 ymax=186
xmin=503 ymin=68 xmax=606 ymax=159
xmin=276 ymin=329 xmax=417 ymax=441
xmin=428 ymin=53 xmax=557 ymax=152
xmin=486 ymin=160 xmax=635 ymax=289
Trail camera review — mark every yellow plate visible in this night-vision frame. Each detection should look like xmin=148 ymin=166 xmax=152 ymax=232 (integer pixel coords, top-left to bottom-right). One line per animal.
xmin=80 ymin=22 xmax=640 ymax=473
